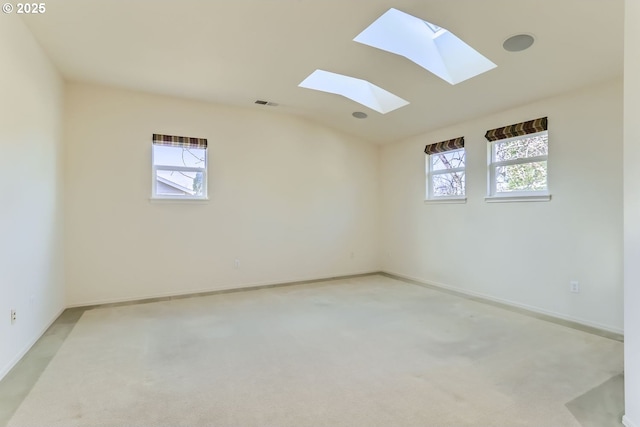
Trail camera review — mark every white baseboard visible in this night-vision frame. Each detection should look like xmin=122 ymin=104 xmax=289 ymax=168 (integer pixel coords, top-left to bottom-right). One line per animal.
xmin=67 ymin=270 xmax=380 ymax=308
xmin=0 ymin=307 xmax=65 ymax=382
xmin=623 ymin=415 xmax=638 ymax=427
xmin=381 ymin=270 xmax=624 ymax=337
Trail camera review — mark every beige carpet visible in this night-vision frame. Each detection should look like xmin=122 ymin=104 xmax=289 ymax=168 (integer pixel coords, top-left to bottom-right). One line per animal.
xmin=8 ymin=276 xmax=623 ymax=426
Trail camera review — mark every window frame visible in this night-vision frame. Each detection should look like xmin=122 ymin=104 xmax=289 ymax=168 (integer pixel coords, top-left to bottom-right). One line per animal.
xmin=486 ymin=130 xmax=549 ymax=199
xmin=425 ymin=147 xmax=466 ymax=201
xmin=151 ymin=145 xmax=208 ymax=201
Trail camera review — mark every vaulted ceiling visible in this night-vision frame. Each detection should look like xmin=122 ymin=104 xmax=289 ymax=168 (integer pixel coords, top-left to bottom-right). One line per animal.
xmin=22 ymin=0 xmax=624 ymax=143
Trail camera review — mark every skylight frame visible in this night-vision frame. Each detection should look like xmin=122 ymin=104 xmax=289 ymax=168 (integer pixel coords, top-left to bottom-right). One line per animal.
xmin=354 ymin=8 xmax=497 ymax=85
xmin=424 ymin=21 xmax=443 ymax=35
xmin=298 ymin=69 xmax=409 ymax=114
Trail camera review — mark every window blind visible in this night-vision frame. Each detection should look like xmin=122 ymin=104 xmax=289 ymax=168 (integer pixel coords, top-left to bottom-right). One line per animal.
xmin=484 ymin=117 xmax=547 ymax=141
xmin=424 ymin=137 xmax=465 ymax=155
xmin=152 ymin=134 xmax=208 ymax=149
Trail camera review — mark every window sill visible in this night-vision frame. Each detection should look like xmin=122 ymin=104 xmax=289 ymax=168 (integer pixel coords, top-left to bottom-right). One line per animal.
xmin=149 ymin=197 xmax=209 ymax=204
xmin=484 ymin=194 xmax=551 ymax=203
xmin=424 ymin=197 xmax=467 ymax=205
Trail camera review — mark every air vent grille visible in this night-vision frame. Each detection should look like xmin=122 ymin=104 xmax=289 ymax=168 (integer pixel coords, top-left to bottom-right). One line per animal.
xmin=255 ymin=100 xmax=278 ymax=106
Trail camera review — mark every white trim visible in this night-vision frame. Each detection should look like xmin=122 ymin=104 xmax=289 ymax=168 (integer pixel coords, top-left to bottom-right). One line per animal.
xmin=0 ymin=307 xmax=65 ymax=382
xmin=491 ymin=155 xmax=548 ymax=168
xmin=66 ymin=270 xmax=380 ymax=308
xmin=623 ymin=415 xmax=638 ymax=427
xmin=485 ymin=194 xmax=551 ymax=203
xmin=381 ymin=270 xmax=624 ymax=335
xmin=431 ymin=167 xmax=465 ymax=175
xmin=155 ymin=165 xmax=205 ymax=173
xmin=149 ymin=197 xmax=209 ymax=203
xmin=424 ymin=198 xmax=467 ymax=204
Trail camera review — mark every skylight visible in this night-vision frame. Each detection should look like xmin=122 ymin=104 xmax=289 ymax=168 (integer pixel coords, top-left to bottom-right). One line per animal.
xmin=424 ymin=21 xmax=442 ymax=34
xmin=354 ymin=8 xmax=497 ymax=85
xmin=298 ymin=70 xmax=409 ymax=114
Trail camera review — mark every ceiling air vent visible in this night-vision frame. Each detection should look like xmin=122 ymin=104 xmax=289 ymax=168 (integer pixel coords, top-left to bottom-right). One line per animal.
xmin=255 ymin=100 xmax=278 ymax=106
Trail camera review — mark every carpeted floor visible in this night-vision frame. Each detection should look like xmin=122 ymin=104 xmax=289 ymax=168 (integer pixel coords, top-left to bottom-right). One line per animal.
xmin=7 ymin=275 xmax=623 ymax=426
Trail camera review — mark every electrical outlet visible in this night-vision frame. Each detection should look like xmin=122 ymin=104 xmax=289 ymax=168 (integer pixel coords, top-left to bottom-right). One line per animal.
xmin=570 ymin=281 xmax=580 ymax=293
xmin=10 ymin=309 xmax=16 ymax=325
xmin=234 ymin=259 xmax=240 ymax=269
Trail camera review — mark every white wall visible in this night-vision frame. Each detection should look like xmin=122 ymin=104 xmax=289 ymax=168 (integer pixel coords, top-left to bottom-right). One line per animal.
xmin=0 ymin=17 xmax=65 ymax=380
xmin=624 ymin=0 xmax=640 ymax=425
xmin=64 ymin=83 xmax=379 ymax=306
xmin=380 ymin=79 xmax=623 ymax=334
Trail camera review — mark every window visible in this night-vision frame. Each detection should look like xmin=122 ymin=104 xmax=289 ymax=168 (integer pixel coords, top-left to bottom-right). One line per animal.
xmin=152 ymin=134 xmax=208 ymax=200
xmin=425 ymin=137 xmax=465 ymax=200
xmin=485 ymin=117 xmax=549 ymax=199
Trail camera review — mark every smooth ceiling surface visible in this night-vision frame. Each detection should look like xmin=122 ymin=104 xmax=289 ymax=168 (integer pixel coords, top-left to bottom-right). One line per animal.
xmin=21 ymin=0 xmax=623 ymax=143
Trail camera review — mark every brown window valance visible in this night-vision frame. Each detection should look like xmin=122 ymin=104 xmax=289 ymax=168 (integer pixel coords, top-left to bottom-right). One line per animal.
xmin=484 ymin=117 xmax=548 ymax=142
xmin=424 ymin=137 xmax=464 ymax=155
xmin=152 ymin=134 xmax=208 ymax=149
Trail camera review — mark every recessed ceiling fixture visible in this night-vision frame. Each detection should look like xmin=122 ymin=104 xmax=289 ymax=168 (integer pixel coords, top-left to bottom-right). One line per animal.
xmin=299 ymin=69 xmax=409 ymax=114
xmin=352 ymin=112 xmax=368 ymax=119
xmin=503 ymin=34 xmax=535 ymax=52
xmin=254 ymin=100 xmax=278 ymax=106
xmin=354 ymin=8 xmax=497 ymax=85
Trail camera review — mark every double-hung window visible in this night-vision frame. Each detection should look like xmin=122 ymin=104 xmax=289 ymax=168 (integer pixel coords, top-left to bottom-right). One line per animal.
xmin=485 ymin=117 xmax=549 ymax=200
xmin=152 ymin=134 xmax=208 ymax=200
xmin=425 ymin=137 xmax=466 ymax=201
